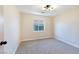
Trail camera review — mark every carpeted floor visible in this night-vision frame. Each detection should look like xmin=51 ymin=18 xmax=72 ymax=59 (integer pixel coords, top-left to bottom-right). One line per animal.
xmin=16 ymin=38 xmax=79 ymax=54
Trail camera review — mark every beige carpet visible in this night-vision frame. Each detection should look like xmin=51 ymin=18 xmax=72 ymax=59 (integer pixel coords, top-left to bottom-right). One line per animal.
xmin=16 ymin=38 xmax=79 ymax=54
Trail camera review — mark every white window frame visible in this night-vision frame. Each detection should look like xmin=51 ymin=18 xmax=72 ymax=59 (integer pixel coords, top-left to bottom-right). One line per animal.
xmin=33 ymin=20 xmax=45 ymax=32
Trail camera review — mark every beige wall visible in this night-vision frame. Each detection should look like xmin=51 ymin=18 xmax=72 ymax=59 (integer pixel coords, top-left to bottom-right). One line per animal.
xmin=0 ymin=6 xmax=4 ymax=53
xmin=0 ymin=6 xmax=3 ymax=42
xmin=55 ymin=7 xmax=79 ymax=48
xmin=3 ymin=6 xmax=20 ymax=53
xmin=21 ymin=13 xmax=54 ymax=41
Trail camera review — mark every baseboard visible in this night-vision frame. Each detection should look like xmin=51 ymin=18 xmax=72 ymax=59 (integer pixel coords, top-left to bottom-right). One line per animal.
xmin=14 ymin=40 xmax=20 ymax=54
xmin=21 ymin=36 xmax=53 ymax=42
xmin=54 ymin=35 xmax=79 ymax=48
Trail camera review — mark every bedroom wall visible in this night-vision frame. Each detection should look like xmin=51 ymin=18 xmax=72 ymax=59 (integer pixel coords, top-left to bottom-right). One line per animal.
xmin=0 ymin=6 xmax=4 ymax=53
xmin=20 ymin=13 xmax=54 ymax=41
xmin=55 ymin=7 xmax=79 ymax=48
xmin=3 ymin=6 xmax=20 ymax=53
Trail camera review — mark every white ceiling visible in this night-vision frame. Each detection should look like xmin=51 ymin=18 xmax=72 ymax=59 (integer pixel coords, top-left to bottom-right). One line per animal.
xmin=16 ymin=5 xmax=79 ymax=16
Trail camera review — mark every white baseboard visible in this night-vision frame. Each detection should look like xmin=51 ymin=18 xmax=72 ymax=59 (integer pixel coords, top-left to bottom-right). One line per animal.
xmin=21 ymin=36 xmax=53 ymax=42
xmin=54 ymin=35 xmax=79 ymax=48
xmin=14 ymin=40 xmax=20 ymax=54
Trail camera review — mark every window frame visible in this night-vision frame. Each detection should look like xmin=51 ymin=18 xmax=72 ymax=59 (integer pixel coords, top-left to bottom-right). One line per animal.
xmin=33 ymin=20 xmax=45 ymax=32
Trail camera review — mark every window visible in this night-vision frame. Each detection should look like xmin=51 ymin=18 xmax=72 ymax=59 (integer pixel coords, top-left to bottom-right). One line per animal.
xmin=33 ymin=20 xmax=44 ymax=32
